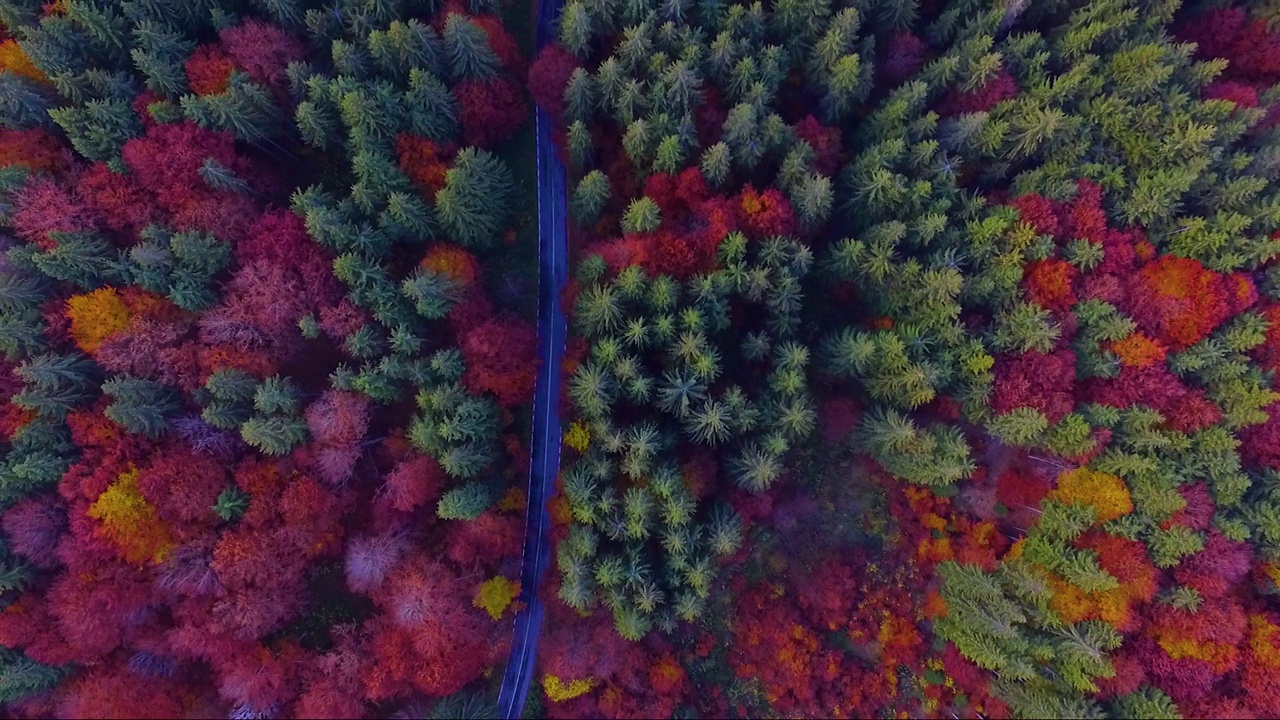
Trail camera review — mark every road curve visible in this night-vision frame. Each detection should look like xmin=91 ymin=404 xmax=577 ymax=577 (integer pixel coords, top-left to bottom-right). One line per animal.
xmin=496 ymin=1 xmax=568 ymax=715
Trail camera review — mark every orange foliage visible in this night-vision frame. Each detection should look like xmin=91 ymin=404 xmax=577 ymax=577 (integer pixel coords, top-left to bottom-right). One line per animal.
xmin=65 ymin=287 xmax=171 ymax=354
xmin=1023 ymin=259 xmax=1078 ymax=312
xmin=648 ymin=654 xmax=686 ymax=695
xmin=0 ymin=129 xmax=64 ymax=173
xmin=420 ymin=243 xmax=480 ymax=288
xmin=65 ymin=288 xmax=133 ymax=353
xmin=0 ymin=39 xmax=47 ymax=82
xmin=1249 ymin=614 xmax=1280 ymax=668
xmin=87 ymin=467 xmax=176 ymax=566
xmin=1108 ymin=332 xmax=1167 ymax=369
xmin=1046 ymin=573 xmax=1093 ymax=624
xmin=1049 ymin=467 xmax=1132 ymax=522
xmin=1131 ymin=255 xmax=1232 ymax=349
xmin=396 ymin=134 xmax=454 ymax=197
xmin=923 ymin=591 xmax=948 ymax=620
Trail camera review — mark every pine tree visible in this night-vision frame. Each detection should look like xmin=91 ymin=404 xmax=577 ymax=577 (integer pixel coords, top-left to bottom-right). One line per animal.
xmin=48 ymin=99 xmax=142 ymax=164
xmin=102 ymin=376 xmax=181 ymax=438
xmin=442 ymin=13 xmax=499 ymax=80
xmin=571 ymin=170 xmax=611 ymax=224
xmin=620 ymin=196 xmax=661 ymax=234
xmin=435 ymin=148 xmax=514 ymax=248
xmin=240 ymin=415 xmax=309 ymax=456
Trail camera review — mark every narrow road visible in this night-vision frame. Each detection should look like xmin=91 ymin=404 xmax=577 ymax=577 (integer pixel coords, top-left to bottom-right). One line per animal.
xmin=496 ymin=1 xmax=568 ymax=715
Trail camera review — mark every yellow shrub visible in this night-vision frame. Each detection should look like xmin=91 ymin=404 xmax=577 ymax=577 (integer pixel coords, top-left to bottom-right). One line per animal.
xmin=87 ymin=467 xmax=175 ymax=566
xmin=543 ymin=674 xmax=594 ymax=703
xmin=473 ymin=576 xmax=520 ymax=620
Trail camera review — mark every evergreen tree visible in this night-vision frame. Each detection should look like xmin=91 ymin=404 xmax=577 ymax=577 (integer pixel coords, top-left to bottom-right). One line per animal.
xmin=435 ymin=148 xmax=514 ymax=248
xmin=102 ymin=376 xmax=181 ymax=438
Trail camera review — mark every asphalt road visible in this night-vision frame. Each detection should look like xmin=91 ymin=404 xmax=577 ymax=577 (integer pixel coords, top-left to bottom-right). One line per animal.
xmin=495 ymin=2 xmax=568 ymax=713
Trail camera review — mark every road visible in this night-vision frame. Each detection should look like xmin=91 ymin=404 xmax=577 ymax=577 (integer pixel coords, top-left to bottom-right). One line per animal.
xmin=496 ymin=0 xmax=568 ymax=714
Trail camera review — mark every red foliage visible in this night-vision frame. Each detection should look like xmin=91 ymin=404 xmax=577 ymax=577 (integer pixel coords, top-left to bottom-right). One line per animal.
xmin=737 ymin=185 xmax=796 ymax=239
xmin=382 ymin=455 xmax=447 ymax=514
xmin=454 ymin=77 xmax=527 ymax=148
xmin=880 ymin=32 xmax=927 ymax=87
xmin=11 ymin=176 xmax=99 ymax=248
xmin=237 ymin=210 xmax=343 ymax=310
xmin=471 ymin=15 xmax=525 ymax=73
xmin=121 ymin=122 xmax=264 ymax=241
xmin=1008 ymin=193 xmax=1061 ymax=238
xmin=1084 ymin=364 xmax=1222 ymax=433
xmin=1168 ymin=482 xmax=1215 ymax=532
xmin=527 ymin=45 xmax=578 ymax=119
xmin=461 ymin=314 xmax=539 ymax=407
xmin=937 ymin=70 xmax=1018 ymax=116
xmin=792 ymin=116 xmax=845 ymax=176
xmin=396 ymin=134 xmax=456 ymax=198
xmin=365 ymin=554 xmax=494 ymax=698
xmin=990 ymin=350 xmax=1076 ymax=423
xmin=0 ymin=128 xmax=67 ymax=173
xmin=1023 ymin=258 xmax=1078 ymax=312
xmin=1128 ymin=255 xmax=1234 ymax=349
xmin=95 ymin=319 xmax=203 ymax=392
xmin=1241 ymin=403 xmax=1280 ymax=471
xmin=215 ymin=642 xmax=306 ymax=714
xmin=1175 ymin=531 xmax=1254 ymax=600
xmin=306 ymin=390 xmax=371 ymax=448
xmin=219 ymin=19 xmax=308 ymax=95
xmin=75 ymin=162 xmax=160 ymax=238
xmin=135 ymin=443 xmax=229 ymax=531
xmin=1205 ymin=80 xmax=1260 ymax=108
xmin=56 ymin=668 xmax=186 ymax=719
xmin=185 ymin=44 xmax=235 ymax=96
xmin=1178 ymin=8 xmax=1280 ymax=87
xmin=46 ymin=563 xmax=154 ymax=662
xmin=444 ymin=510 xmax=522 ymax=569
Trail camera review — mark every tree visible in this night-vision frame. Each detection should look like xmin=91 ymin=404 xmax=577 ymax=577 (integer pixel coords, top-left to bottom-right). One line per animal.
xmin=442 ymin=14 xmax=499 ymax=81
xmin=436 ymin=481 xmax=494 ymax=520
xmin=102 ymin=376 xmax=181 ymax=438
xmin=433 ymin=148 xmax=515 ymax=249
xmin=571 ymin=169 xmax=611 ymax=224
xmin=620 ymin=196 xmax=661 ymax=234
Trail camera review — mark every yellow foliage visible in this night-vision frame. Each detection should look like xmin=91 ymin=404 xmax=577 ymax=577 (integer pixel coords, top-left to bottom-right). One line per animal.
xmin=0 ymin=39 xmax=46 ymax=83
xmin=473 ymin=576 xmax=520 ymax=620
xmin=543 ymin=674 xmax=594 ymax=702
xmin=1049 ymin=467 xmax=1133 ymax=522
xmin=564 ymin=421 xmax=590 ymax=453
xmin=66 ymin=288 xmax=134 ymax=353
xmin=87 ymin=467 xmax=175 ymax=566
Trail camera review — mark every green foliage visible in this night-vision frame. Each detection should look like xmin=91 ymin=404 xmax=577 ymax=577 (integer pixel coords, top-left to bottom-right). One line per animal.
xmin=0 ymin=648 xmax=69 ymax=704
xmin=124 ymin=226 xmax=232 ymax=310
xmin=213 ymin=486 xmax=250 ymax=522
xmin=857 ymin=409 xmax=975 ymax=486
xmin=240 ymin=415 xmax=309 ymax=456
xmin=620 ymin=196 xmax=660 ymax=234
xmin=12 ymin=352 xmax=98 ymax=419
xmin=436 ymin=481 xmax=495 ymax=520
xmin=48 ymin=99 xmax=141 ymax=164
xmin=409 ymin=383 xmax=501 ymax=479
xmin=435 ymin=148 xmax=514 ymax=248
xmin=102 ymin=376 xmax=181 ymax=438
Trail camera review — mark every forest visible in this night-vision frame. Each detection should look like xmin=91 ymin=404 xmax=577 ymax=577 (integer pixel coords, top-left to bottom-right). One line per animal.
xmin=3 ymin=0 xmax=1280 ymax=718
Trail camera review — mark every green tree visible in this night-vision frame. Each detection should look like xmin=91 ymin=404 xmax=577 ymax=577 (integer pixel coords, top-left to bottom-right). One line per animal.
xmin=102 ymin=376 xmax=181 ymax=438
xmin=435 ymin=148 xmax=514 ymax=248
